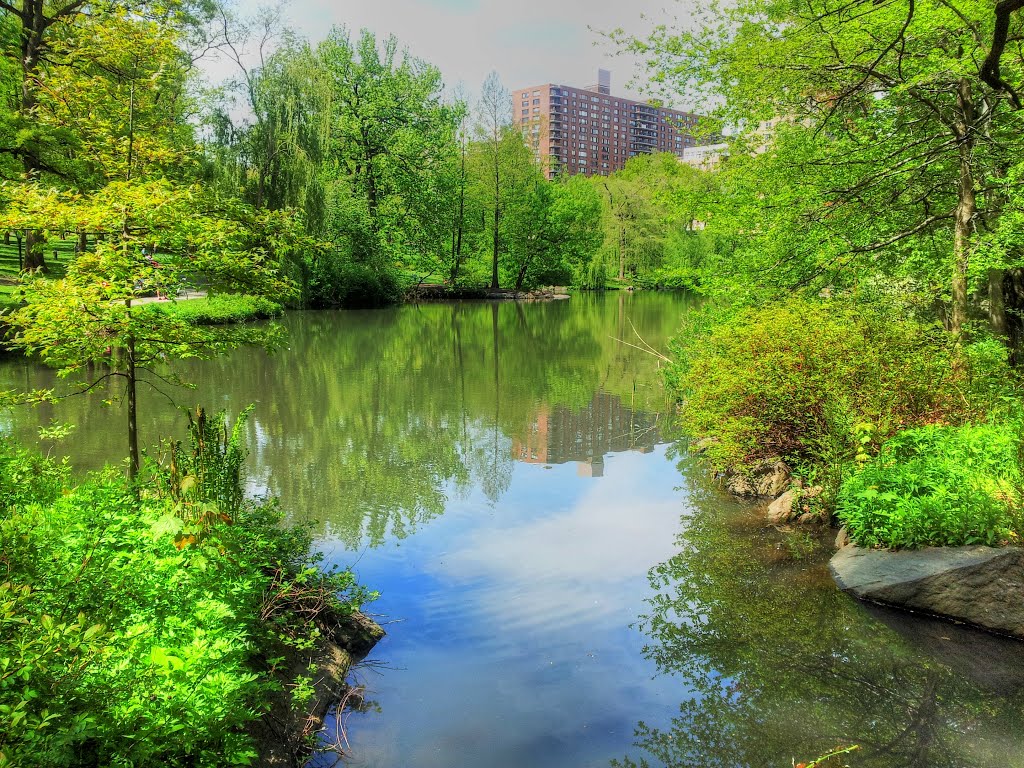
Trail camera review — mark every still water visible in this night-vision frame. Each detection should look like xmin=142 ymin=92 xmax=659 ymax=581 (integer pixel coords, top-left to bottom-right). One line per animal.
xmin=2 ymin=292 xmax=1024 ymax=767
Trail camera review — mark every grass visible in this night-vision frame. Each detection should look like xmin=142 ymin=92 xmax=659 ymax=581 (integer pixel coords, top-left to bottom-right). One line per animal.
xmin=138 ymin=294 xmax=283 ymax=325
xmin=0 ymin=238 xmax=73 ymax=278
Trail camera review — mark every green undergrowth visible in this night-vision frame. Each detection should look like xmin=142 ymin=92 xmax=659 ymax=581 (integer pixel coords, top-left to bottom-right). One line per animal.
xmin=837 ymin=424 xmax=1023 ymax=549
xmin=0 ymin=408 xmax=373 ymax=767
xmin=139 ymin=294 xmax=282 ymax=325
xmin=666 ymin=296 xmax=1015 ymax=476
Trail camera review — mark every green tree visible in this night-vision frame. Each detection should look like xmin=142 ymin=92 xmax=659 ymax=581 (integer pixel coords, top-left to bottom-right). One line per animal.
xmin=622 ymin=0 xmax=1024 ymax=335
xmin=1 ymin=180 xmax=299 ymax=477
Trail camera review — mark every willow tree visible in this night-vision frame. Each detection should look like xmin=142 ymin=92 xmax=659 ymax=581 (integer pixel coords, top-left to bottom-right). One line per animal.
xmin=1 ymin=180 xmax=301 ymax=478
xmin=622 ymin=0 xmax=1024 ymax=336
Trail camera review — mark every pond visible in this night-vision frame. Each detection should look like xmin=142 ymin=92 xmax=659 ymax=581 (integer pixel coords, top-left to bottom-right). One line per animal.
xmin=2 ymin=292 xmax=1024 ymax=767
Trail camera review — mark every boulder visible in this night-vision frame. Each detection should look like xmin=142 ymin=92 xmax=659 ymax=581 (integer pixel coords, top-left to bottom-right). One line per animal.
xmin=755 ymin=460 xmax=792 ymax=497
xmin=767 ymin=490 xmax=796 ymax=523
xmin=834 ymin=526 xmax=850 ymax=550
xmin=725 ymin=459 xmax=791 ymax=498
xmin=830 ymin=545 xmax=1024 ymax=638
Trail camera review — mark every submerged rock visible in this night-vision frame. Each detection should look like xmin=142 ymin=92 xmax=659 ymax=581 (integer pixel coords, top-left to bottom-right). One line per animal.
xmin=830 ymin=545 xmax=1024 ymax=638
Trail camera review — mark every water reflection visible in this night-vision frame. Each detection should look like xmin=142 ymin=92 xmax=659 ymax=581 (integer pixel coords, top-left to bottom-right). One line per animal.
xmin=616 ymin=452 xmax=1024 ymax=768
xmin=0 ymin=293 xmax=692 ymax=549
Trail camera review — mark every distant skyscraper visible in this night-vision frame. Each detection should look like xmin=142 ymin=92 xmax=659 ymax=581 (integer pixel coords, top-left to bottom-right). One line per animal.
xmin=513 ymin=70 xmax=704 ymax=178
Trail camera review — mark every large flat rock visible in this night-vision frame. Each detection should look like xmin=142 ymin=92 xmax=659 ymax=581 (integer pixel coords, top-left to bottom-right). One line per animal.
xmin=830 ymin=545 xmax=1024 ymax=638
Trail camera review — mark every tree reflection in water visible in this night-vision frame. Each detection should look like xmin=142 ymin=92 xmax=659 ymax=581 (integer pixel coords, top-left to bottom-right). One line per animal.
xmin=616 ymin=455 xmax=1024 ymax=768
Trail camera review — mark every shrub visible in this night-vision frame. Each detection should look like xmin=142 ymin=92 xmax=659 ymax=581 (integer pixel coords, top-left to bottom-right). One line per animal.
xmin=306 ymin=254 xmax=402 ymax=308
xmin=666 ymin=297 xmax=1007 ymax=474
xmin=837 ymin=425 xmax=1021 ymax=548
xmin=0 ymin=416 xmax=372 ymax=767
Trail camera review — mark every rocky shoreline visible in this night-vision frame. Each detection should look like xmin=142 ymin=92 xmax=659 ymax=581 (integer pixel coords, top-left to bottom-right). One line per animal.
xmin=698 ymin=441 xmax=1024 ymax=641
xmin=404 ymin=283 xmax=570 ymax=302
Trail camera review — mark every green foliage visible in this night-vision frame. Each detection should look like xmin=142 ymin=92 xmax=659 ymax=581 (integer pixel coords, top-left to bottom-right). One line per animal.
xmin=617 ymin=0 xmax=1024 ymax=333
xmin=0 ymin=431 xmax=372 ymax=767
xmin=140 ymin=295 xmax=283 ymax=326
xmin=586 ymin=153 xmax=719 ymax=287
xmin=667 ymin=296 xmax=1005 ymax=474
xmin=164 ymin=406 xmax=254 ymax=520
xmin=307 ymin=254 xmax=403 ymax=308
xmin=837 ymin=425 xmax=1022 ymax=549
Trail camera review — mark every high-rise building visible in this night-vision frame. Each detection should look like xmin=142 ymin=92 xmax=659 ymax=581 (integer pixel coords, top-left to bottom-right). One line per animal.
xmin=513 ymin=69 xmax=703 ymax=178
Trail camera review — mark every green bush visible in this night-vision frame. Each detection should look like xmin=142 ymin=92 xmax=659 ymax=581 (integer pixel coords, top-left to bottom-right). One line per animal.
xmin=0 ymin=419 xmax=372 ymax=767
xmin=306 ymin=254 xmax=402 ymax=308
xmin=837 ymin=425 xmax=1021 ymax=548
xmin=140 ymin=294 xmax=282 ymax=325
xmin=667 ymin=297 xmax=1006 ymax=474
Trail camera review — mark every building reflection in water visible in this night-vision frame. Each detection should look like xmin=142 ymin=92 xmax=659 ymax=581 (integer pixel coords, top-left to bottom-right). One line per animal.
xmin=513 ymin=392 xmax=661 ymax=476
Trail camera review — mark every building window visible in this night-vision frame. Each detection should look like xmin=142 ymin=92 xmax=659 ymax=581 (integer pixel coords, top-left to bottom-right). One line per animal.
xmin=533 ymin=99 xmax=540 ymax=105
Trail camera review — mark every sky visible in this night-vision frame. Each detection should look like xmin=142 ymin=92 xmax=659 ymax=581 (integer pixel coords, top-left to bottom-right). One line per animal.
xmin=222 ymin=0 xmax=702 ymax=108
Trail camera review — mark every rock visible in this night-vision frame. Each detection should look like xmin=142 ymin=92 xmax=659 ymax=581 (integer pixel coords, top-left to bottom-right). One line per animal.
xmin=767 ymin=490 xmax=796 ymax=523
xmin=835 ymin=526 xmax=850 ymax=549
xmin=797 ymin=512 xmax=817 ymax=525
xmin=725 ymin=459 xmax=791 ymax=498
xmin=804 ymin=485 xmax=823 ymax=499
xmin=754 ymin=460 xmax=791 ymax=498
xmin=725 ymin=472 xmax=756 ymax=496
xmin=830 ymin=545 xmax=1024 ymax=638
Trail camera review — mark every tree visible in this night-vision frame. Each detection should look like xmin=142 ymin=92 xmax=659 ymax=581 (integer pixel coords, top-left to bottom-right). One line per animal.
xmin=0 ymin=0 xmax=212 ymax=270
xmin=1 ymin=180 xmax=300 ymax=478
xmin=622 ymin=0 xmax=1024 ymax=336
xmin=476 ymin=71 xmax=511 ymax=290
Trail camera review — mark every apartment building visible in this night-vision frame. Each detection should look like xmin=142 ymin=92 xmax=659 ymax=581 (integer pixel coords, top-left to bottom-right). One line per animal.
xmin=514 ymin=70 xmax=702 ymax=178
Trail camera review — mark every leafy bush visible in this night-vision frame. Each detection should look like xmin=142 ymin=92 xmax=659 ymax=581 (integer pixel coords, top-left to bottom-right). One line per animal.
xmin=306 ymin=254 xmax=402 ymax=308
xmin=140 ymin=294 xmax=282 ymax=325
xmin=837 ymin=425 xmax=1021 ymax=548
xmin=0 ymin=419 xmax=372 ymax=767
xmin=667 ymin=297 xmax=1008 ymax=474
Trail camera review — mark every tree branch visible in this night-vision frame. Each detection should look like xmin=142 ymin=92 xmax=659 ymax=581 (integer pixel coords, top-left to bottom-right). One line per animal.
xmin=981 ymin=0 xmax=1024 ymax=108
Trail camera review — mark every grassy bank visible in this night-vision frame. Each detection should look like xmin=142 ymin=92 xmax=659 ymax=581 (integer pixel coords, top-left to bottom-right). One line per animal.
xmin=666 ymin=295 xmax=1024 ymax=549
xmin=138 ymin=294 xmax=283 ymax=324
xmin=0 ymin=410 xmax=374 ymax=767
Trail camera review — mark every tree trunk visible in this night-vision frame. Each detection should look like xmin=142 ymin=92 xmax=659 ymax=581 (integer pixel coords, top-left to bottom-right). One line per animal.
xmin=950 ymin=79 xmax=976 ymax=338
xmin=989 ymin=268 xmax=1008 ymax=337
xmin=127 ymin=334 xmax=140 ymax=480
xmin=491 ymin=185 xmax=500 ymax=289
xmin=1004 ymin=268 xmax=1024 ymax=364
xmin=491 ymin=204 xmax=500 ymax=290
xmin=451 ymin=150 xmax=466 ymax=285
xmin=618 ymin=226 xmax=626 ymax=281
xmin=24 ymin=230 xmax=45 ymax=271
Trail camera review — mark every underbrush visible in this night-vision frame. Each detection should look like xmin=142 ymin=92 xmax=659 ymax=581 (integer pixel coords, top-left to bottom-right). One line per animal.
xmin=837 ymin=425 xmax=1023 ymax=549
xmin=140 ymin=294 xmax=282 ymax=325
xmin=0 ymin=409 xmax=372 ymax=767
xmin=306 ymin=256 xmax=403 ymax=309
xmin=666 ymin=297 xmax=1014 ymax=476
